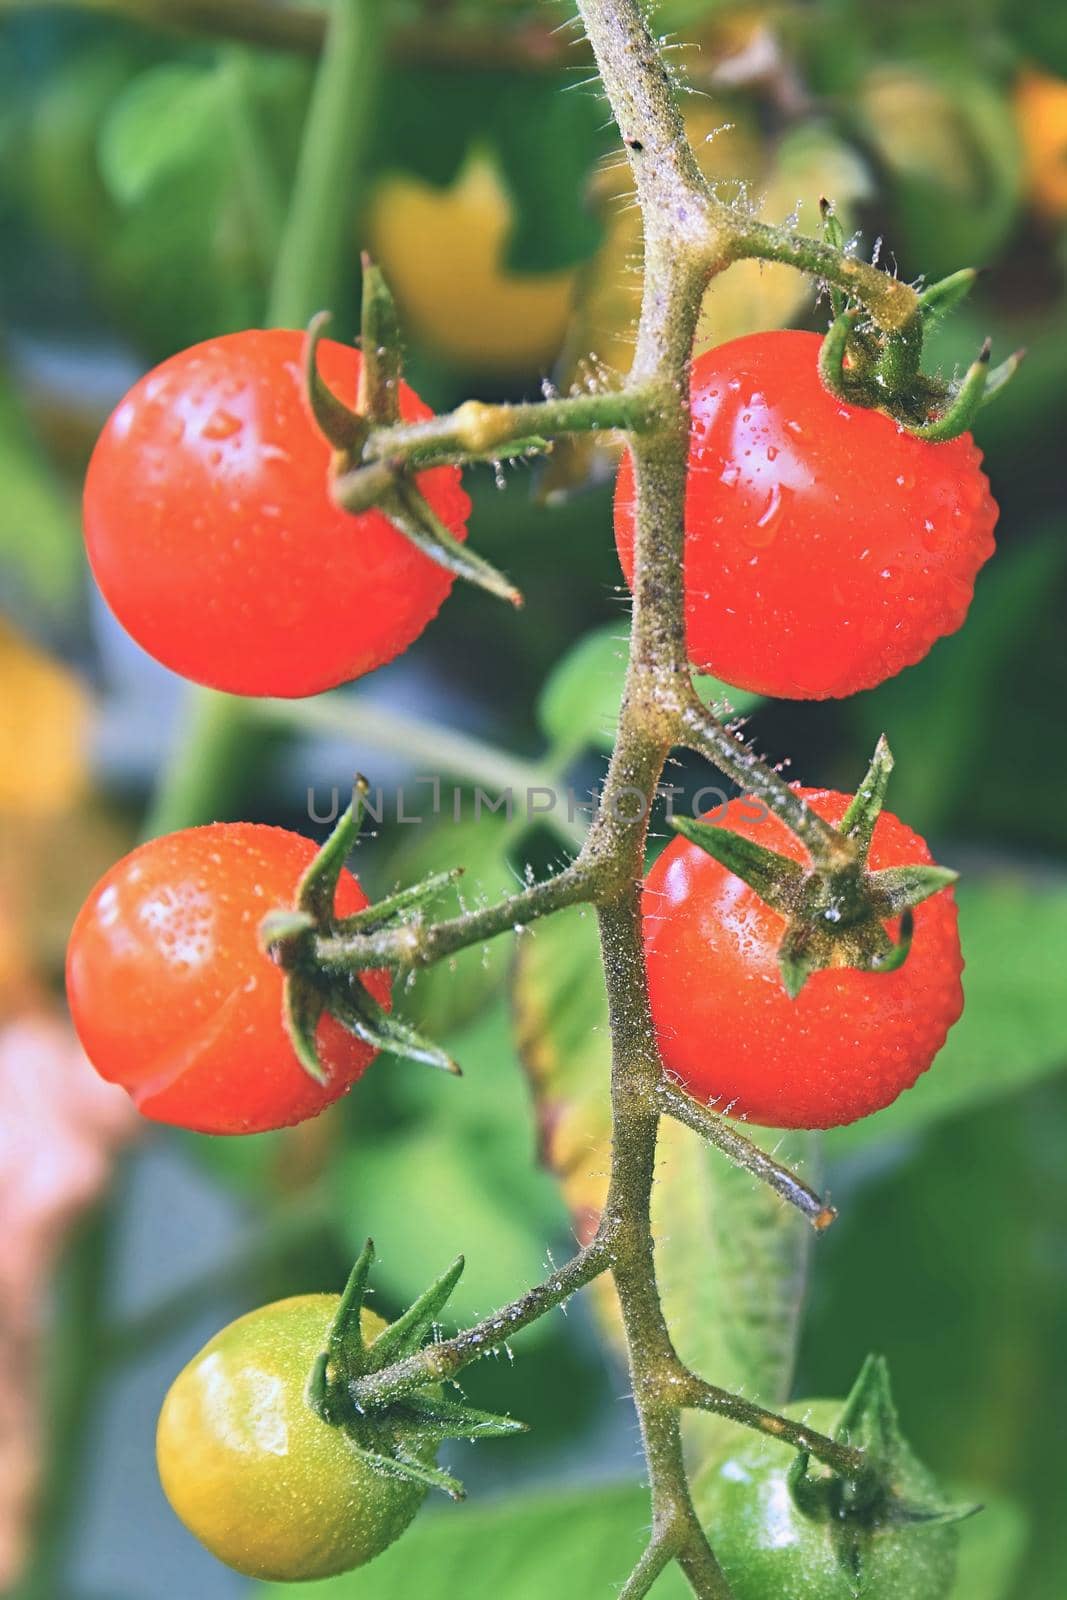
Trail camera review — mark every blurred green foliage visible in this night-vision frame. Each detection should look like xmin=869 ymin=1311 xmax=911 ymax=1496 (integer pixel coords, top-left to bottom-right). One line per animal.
xmin=1 ymin=2 xmax=1066 ymax=1598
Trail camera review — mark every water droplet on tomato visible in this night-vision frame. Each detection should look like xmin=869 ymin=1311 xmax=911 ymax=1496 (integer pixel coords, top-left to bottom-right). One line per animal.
xmin=742 ymin=483 xmax=786 ymax=547
xmin=202 ymin=410 xmax=243 ymax=441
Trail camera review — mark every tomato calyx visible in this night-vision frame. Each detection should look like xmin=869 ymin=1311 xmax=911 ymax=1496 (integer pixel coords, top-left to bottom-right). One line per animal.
xmin=816 ymin=201 xmax=1023 ymax=441
xmin=671 ymin=736 xmax=957 ymax=998
xmin=261 ymin=780 xmax=463 ymax=1081
xmin=307 ymin=1239 xmax=526 ymax=1501
xmin=303 ymin=264 xmax=523 ymax=607
xmin=786 ymin=1356 xmax=976 ymax=1589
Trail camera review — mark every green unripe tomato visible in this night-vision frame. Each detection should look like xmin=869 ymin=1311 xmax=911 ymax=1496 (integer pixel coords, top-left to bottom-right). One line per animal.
xmin=157 ymin=1295 xmax=426 ymax=1582
xmin=694 ymin=1401 xmax=959 ymax=1600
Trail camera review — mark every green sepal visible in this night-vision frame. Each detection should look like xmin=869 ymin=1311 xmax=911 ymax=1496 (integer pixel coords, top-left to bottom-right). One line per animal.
xmin=855 ymin=911 xmax=914 ymax=976
xmin=866 ymin=866 xmax=958 ymax=918
xmin=296 ymin=781 xmax=368 ymax=922
xmin=917 ymin=266 xmax=980 ymax=324
xmin=983 ymin=346 xmax=1026 ymax=402
xmin=367 ymin=1256 xmax=466 ymax=1369
xmin=777 ymin=919 xmax=829 ymax=1000
xmin=355 ymin=1445 xmax=466 ymax=1502
xmin=908 ymin=339 xmax=990 ymax=442
xmin=260 ymin=907 xmax=316 ymax=951
xmin=819 ymin=198 xmax=848 ymax=320
xmin=833 ymin=1355 xmax=978 ymax=1527
xmin=328 ymin=1236 xmax=376 ymax=1375
xmin=328 ymin=979 xmax=461 ymax=1076
xmin=302 ymin=311 xmax=368 ymax=454
xmin=307 ymin=1240 xmax=376 ymax=1421
xmin=670 ymin=815 xmax=804 ymax=915
xmin=818 ymin=307 xmax=859 ymax=401
xmin=389 ymin=1390 xmax=528 ymax=1443
xmin=333 ymin=868 xmax=463 ymax=937
xmin=386 ymin=478 xmax=523 ymax=608
xmin=787 ymin=1355 xmax=977 ymax=1580
xmin=358 ymin=255 xmax=403 ymax=425
xmin=840 ymin=734 xmax=893 ymax=855
xmin=282 ymin=973 xmax=328 ymax=1086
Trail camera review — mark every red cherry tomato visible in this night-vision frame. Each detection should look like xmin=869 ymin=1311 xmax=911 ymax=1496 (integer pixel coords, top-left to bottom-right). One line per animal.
xmin=83 ymin=330 xmax=470 ymax=697
xmin=614 ymin=330 xmax=998 ymax=700
xmin=66 ymin=823 xmax=389 ymax=1134
xmin=642 ymin=790 xmax=964 ymax=1128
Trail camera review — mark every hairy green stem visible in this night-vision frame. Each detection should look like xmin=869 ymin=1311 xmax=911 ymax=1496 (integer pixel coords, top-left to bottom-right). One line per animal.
xmin=675 ymin=1373 xmax=868 ymax=1481
xmin=267 ymin=0 xmax=383 ymax=331
xmin=348 ymin=1234 xmax=614 ymax=1408
xmin=654 ymin=1081 xmax=837 ymax=1231
xmin=679 ymin=702 xmax=854 ymax=870
xmin=314 ymin=860 xmax=595 ymax=971
xmin=351 ymin=385 xmax=666 ymax=474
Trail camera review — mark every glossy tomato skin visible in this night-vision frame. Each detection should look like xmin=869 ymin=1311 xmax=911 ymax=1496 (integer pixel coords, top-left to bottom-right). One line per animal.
xmin=157 ymin=1298 xmax=425 ymax=1581
xmin=614 ymin=331 xmax=998 ymax=700
xmin=66 ymin=823 xmax=389 ymax=1135
xmin=694 ymin=1400 xmax=959 ymax=1600
xmin=642 ymin=790 xmax=963 ymax=1129
xmin=83 ymin=329 xmax=470 ymax=697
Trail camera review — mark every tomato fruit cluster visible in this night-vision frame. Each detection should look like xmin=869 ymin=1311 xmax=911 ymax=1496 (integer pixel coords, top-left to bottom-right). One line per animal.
xmin=642 ymin=789 xmax=964 ymax=1129
xmin=66 ymin=822 xmax=389 ymax=1134
xmin=157 ymin=1298 xmax=426 ymax=1582
xmin=614 ymin=330 xmax=998 ymax=700
xmin=83 ymin=329 xmax=470 ymax=698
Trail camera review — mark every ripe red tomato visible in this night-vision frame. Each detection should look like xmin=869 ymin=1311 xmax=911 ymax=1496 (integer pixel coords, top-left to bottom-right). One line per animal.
xmin=83 ymin=329 xmax=470 ymax=697
xmin=642 ymin=790 xmax=963 ymax=1128
xmin=66 ymin=823 xmax=390 ymax=1134
xmin=614 ymin=330 xmax=998 ymax=700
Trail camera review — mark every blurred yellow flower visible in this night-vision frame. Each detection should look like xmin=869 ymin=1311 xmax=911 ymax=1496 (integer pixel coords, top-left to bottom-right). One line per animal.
xmin=0 ymin=622 xmax=88 ymax=818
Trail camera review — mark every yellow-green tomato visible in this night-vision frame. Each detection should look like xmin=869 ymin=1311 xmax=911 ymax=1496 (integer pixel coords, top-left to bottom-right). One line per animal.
xmin=156 ymin=1296 xmax=425 ymax=1582
xmin=694 ymin=1402 xmax=959 ymax=1600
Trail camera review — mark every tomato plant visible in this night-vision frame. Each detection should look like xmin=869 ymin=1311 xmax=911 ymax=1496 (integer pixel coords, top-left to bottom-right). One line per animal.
xmin=11 ymin=0 xmax=1053 ymax=1596
xmin=66 ymin=822 xmax=389 ymax=1134
xmin=157 ymin=1299 xmax=425 ymax=1582
xmin=614 ymin=331 xmax=998 ymax=700
xmin=82 ymin=329 xmax=470 ymax=697
xmin=643 ymin=789 xmax=963 ymax=1129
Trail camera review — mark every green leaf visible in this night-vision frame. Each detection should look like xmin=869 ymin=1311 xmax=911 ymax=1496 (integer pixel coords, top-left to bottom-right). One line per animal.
xmin=256 ymin=1483 xmax=690 ymax=1599
xmin=0 ymin=375 xmax=80 ymax=613
xmin=376 ymin=814 xmax=515 ymax=1036
xmin=537 ymin=621 xmax=630 ymax=756
xmin=847 ymin=534 xmax=1066 ymax=837
xmin=99 ymin=64 xmax=226 ymax=205
xmin=512 ymin=905 xmax=613 ymax=1235
xmin=827 ymin=875 xmax=1067 ymax=1151
xmin=490 ymin=78 xmax=606 ymax=273
xmin=512 ymin=904 xmax=816 ymax=1438
xmin=538 ymin=623 xmax=762 ymax=758
xmin=656 ymin=1119 xmax=819 ymax=1466
xmin=334 ymin=1001 xmax=566 ymax=1334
